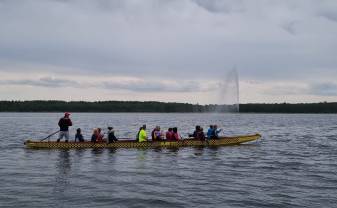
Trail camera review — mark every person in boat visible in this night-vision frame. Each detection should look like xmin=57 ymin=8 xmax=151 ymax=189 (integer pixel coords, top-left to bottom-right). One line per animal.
xmin=172 ymin=127 xmax=181 ymax=141
xmin=194 ymin=125 xmax=200 ymax=137
xmin=91 ymin=128 xmax=99 ymax=143
xmin=190 ymin=125 xmax=201 ymax=138
xmin=152 ymin=126 xmax=164 ymax=141
xmin=138 ymin=124 xmax=148 ymax=142
xmin=57 ymin=112 xmax=73 ymax=142
xmin=97 ymin=128 xmax=105 ymax=142
xmin=212 ymin=125 xmax=222 ymax=139
xmin=156 ymin=128 xmax=164 ymax=140
xmin=191 ymin=125 xmax=205 ymax=140
xmin=166 ymin=128 xmax=173 ymax=140
xmin=107 ymin=127 xmax=118 ymax=143
xmin=136 ymin=127 xmax=142 ymax=142
xmin=196 ymin=127 xmax=206 ymax=140
xmin=151 ymin=126 xmax=157 ymax=141
xmin=75 ymin=128 xmax=84 ymax=142
xmin=207 ymin=125 xmax=214 ymax=139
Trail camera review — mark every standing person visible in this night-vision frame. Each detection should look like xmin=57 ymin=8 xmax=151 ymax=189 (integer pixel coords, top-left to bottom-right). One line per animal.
xmin=138 ymin=124 xmax=148 ymax=142
xmin=75 ymin=128 xmax=84 ymax=142
xmin=57 ymin=112 xmax=72 ymax=142
xmin=107 ymin=127 xmax=118 ymax=143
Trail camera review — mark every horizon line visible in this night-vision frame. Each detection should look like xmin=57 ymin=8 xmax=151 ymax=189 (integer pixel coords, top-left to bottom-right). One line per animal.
xmin=0 ymin=100 xmax=336 ymax=105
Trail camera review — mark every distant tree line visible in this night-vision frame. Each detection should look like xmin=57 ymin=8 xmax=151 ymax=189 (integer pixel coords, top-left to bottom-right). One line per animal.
xmin=239 ymin=102 xmax=337 ymax=113
xmin=0 ymin=100 xmax=336 ymax=113
xmin=0 ymin=100 xmax=223 ymax=112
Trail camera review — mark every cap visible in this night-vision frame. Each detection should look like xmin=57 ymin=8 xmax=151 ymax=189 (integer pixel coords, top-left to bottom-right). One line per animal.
xmin=64 ymin=112 xmax=70 ymax=116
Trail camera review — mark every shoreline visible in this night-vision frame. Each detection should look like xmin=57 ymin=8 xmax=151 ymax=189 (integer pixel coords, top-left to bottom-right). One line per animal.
xmin=1 ymin=100 xmax=337 ymax=113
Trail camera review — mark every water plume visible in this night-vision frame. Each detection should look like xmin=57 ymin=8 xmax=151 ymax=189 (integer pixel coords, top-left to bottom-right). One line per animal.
xmin=214 ymin=68 xmax=240 ymax=112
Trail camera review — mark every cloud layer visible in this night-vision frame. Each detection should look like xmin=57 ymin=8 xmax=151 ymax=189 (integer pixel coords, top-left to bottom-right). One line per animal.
xmin=0 ymin=0 xmax=337 ymax=103
xmin=0 ymin=76 xmax=215 ymax=92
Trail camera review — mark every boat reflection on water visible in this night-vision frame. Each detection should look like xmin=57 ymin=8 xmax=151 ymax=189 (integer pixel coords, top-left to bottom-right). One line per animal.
xmin=74 ymin=148 xmax=86 ymax=158
xmin=167 ymin=147 xmax=179 ymax=154
xmin=192 ymin=146 xmax=205 ymax=156
xmin=91 ymin=148 xmax=104 ymax=156
xmin=53 ymin=150 xmax=71 ymax=198
xmin=56 ymin=150 xmax=71 ymax=175
xmin=108 ymin=148 xmax=117 ymax=155
xmin=136 ymin=149 xmax=147 ymax=161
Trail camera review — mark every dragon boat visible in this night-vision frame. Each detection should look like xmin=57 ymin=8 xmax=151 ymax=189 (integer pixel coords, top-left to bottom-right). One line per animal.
xmin=24 ymin=134 xmax=261 ymax=149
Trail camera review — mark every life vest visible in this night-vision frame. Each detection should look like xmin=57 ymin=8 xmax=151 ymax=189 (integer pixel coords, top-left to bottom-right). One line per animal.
xmin=97 ymin=133 xmax=104 ymax=142
xmin=166 ymin=131 xmax=173 ymax=140
xmin=172 ymin=132 xmax=180 ymax=141
xmin=138 ymin=129 xmax=147 ymax=142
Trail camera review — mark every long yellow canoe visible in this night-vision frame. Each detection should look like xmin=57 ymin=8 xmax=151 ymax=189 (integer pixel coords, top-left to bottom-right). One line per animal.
xmin=24 ymin=134 xmax=261 ymax=149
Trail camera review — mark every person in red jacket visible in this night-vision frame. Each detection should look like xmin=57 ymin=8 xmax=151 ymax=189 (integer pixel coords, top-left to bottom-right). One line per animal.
xmin=57 ymin=112 xmax=73 ymax=142
xmin=97 ymin=128 xmax=104 ymax=142
xmin=172 ymin=127 xmax=181 ymax=141
xmin=166 ymin=128 xmax=173 ymax=140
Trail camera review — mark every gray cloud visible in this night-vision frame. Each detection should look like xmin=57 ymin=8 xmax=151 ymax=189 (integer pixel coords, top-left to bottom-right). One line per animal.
xmin=0 ymin=0 xmax=336 ymax=81
xmin=317 ymin=1 xmax=337 ymax=23
xmin=308 ymin=83 xmax=337 ymax=96
xmin=263 ymin=81 xmax=337 ymax=97
xmin=281 ymin=21 xmax=297 ymax=35
xmin=321 ymin=12 xmax=337 ymax=22
xmin=0 ymin=77 xmax=213 ymax=93
xmin=192 ymin=0 xmax=245 ymax=13
xmin=0 ymin=0 xmax=337 ymax=102
xmin=0 ymin=77 xmax=80 ymax=88
xmin=101 ymin=80 xmax=206 ymax=92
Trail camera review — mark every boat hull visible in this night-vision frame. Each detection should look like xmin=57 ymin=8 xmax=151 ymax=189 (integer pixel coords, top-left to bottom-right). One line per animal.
xmin=24 ymin=134 xmax=261 ymax=149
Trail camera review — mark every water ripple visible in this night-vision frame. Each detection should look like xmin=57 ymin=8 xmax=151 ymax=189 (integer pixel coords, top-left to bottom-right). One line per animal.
xmin=0 ymin=113 xmax=337 ymax=207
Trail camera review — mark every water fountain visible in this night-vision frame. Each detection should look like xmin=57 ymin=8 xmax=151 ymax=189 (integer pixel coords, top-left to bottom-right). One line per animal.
xmin=214 ymin=68 xmax=240 ymax=112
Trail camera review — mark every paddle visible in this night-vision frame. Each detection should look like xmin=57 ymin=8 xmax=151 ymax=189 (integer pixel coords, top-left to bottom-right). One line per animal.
xmin=40 ymin=130 xmax=60 ymax=141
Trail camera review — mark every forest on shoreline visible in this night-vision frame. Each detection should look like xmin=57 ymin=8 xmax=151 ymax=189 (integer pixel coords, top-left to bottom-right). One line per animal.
xmin=0 ymin=100 xmax=337 ymax=113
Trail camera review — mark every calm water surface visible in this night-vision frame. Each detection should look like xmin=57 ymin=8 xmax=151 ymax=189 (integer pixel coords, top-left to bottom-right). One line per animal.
xmin=0 ymin=113 xmax=336 ymax=208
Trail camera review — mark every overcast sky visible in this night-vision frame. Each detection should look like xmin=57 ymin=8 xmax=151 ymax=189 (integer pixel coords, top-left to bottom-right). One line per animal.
xmin=0 ymin=0 xmax=337 ymax=104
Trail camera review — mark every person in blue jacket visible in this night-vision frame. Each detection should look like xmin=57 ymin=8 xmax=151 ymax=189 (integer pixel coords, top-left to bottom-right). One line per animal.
xmin=207 ymin=125 xmax=214 ymax=139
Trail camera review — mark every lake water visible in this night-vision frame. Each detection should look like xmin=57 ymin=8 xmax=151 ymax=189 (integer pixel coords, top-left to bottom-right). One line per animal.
xmin=0 ymin=113 xmax=336 ymax=208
